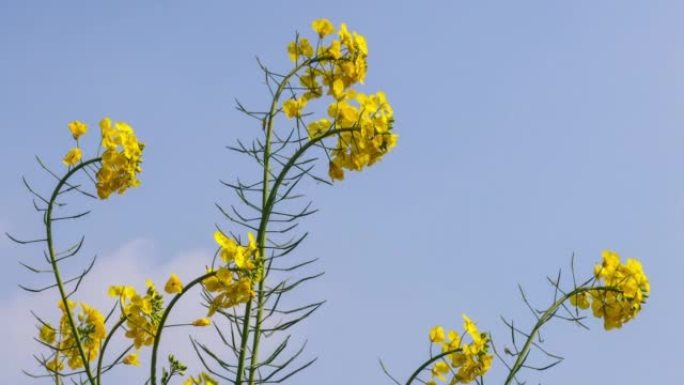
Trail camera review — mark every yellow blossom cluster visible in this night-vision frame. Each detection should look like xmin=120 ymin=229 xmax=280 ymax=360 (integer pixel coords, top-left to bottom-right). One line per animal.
xmin=109 ymin=280 xmax=164 ymax=350
xmin=326 ymin=91 xmax=396 ymax=180
xmin=570 ymin=250 xmax=650 ymax=330
xmin=122 ymin=352 xmax=141 ymax=366
xmin=428 ymin=315 xmax=493 ymax=384
xmin=282 ymin=19 xmax=398 ymax=181
xmin=201 ymin=231 xmax=259 ymax=316
xmin=96 ymin=117 xmax=144 ymax=199
xmin=214 ymin=230 xmax=259 ymax=270
xmin=39 ymin=301 xmax=107 ymax=371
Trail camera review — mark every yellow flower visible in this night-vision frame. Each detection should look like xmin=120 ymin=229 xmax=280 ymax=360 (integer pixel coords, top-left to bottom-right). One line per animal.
xmin=164 ymin=273 xmax=184 ymax=294
xmin=569 ymin=291 xmax=591 ymax=309
xmin=324 ymin=40 xmax=342 ymax=59
xmin=431 ymin=361 xmax=450 ymax=381
xmin=96 ymin=117 xmax=144 ymax=199
xmin=429 ymin=325 xmax=445 ymax=343
xmin=247 ymin=231 xmax=258 ymax=254
xmin=122 ymin=353 xmax=140 ymax=366
xmin=63 ymin=147 xmax=82 ymax=166
xmin=331 ymin=78 xmax=345 ymax=100
xmin=287 ymin=38 xmax=314 ymax=62
xmin=38 ymin=323 xmax=56 ymax=344
xmin=234 ymin=248 xmax=255 ymax=270
xmin=328 ymin=160 xmax=344 ymax=181
xmin=282 ymin=98 xmax=307 ymax=119
xmin=192 ymin=318 xmax=211 ymax=327
xmin=184 ymin=372 xmax=219 ymax=385
xmin=68 ymin=120 xmax=88 ymax=140
xmin=312 ymin=18 xmax=334 ymax=38
xmin=307 ymin=119 xmax=331 ymax=140
xmin=108 ymin=285 xmax=136 ymax=300
xmin=46 ymin=358 xmax=64 ymax=373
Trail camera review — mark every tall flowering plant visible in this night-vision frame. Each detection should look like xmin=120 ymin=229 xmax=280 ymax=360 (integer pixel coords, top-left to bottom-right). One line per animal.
xmin=10 ymin=19 xmax=649 ymax=385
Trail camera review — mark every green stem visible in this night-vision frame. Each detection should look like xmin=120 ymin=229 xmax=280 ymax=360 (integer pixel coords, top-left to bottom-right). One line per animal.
xmin=503 ymin=286 xmax=618 ymax=385
xmin=404 ymin=348 xmax=462 ymax=385
xmin=241 ymin=55 xmax=353 ymax=385
xmin=95 ymin=316 xmax=125 ymax=385
xmin=243 ymin=56 xmax=320 ymax=385
xmin=243 ymin=125 xmax=358 ymax=384
xmin=46 ymin=158 xmax=101 ymax=385
xmin=150 ymin=271 xmax=216 ymax=385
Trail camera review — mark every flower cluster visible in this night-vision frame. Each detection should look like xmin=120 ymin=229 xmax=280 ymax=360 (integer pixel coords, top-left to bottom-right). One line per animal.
xmin=39 ymin=301 xmax=107 ymax=371
xmin=428 ymin=315 xmax=493 ymax=384
xmin=96 ymin=117 xmax=144 ymax=199
xmin=109 ymin=280 xmax=164 ymax=351
xmin=282 ymin=19 xmax=398 ymax=181
xmin=202 ymin=231 xmax=259 ymax=316
xmin=570 ymin=250 xmax=650 ymax=330
xmin=61 ymin=118 xmax=144 ymax=199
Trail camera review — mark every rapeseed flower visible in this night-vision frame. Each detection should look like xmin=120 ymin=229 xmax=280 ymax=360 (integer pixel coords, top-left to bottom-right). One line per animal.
xmin=38 ymin=323 xmax=56 ymax=344
xmin=184 ymin=372 xmax=219 ymax=385
xmin=96 ymin=117 xmax=144 ymax=199
xmin=428 ymin=315 xmax=492 ymax=384
xmin=63 ymin=147 xmax=82 ymax=166
xmin=312 ymin=18 xmax=334 ymax=38
xmin=68 ymin=120 xmax=88 ymax=140
xmin=123 ymin=353 xmax=140 ymax=366
xmin=165 ymin=273 xmax=184 ymax=294
xmin=192 ymin=318 xmax=211 ymax=327
xmin=567 ymin=250 xmax=650 ymax=329
xmin=591 ymin=250 xmax=650 ymax=330
xmin=109 ymin=280 xmax=164 ymax=349
xmin=56 ymin=300 xmax=107 ymax=369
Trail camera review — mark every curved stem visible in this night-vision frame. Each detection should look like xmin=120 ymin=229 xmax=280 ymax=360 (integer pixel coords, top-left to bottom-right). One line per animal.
xmin=244 ymin=124 xmax=356 ymax=384
xmin=46 ymin=158 xmax=101 ymax=384
xmin=244 ymin=127 xmax=357 ymax=384
xmin=503 ymin=285 xmax=618 ymax=385
xmin=95 ymin=316 xmax=125 ymax=385
xmin=259 ymin=127 xmax=356 ymax=233
xmin=150 ymin=271 xmax=216 ymax=385
xmin=404 ymin=348 xmax=462 ymax=385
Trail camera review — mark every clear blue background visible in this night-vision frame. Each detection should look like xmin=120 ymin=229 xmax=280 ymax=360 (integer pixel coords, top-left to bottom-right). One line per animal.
xmin=1 ymin=1 xmax=682 ymax=384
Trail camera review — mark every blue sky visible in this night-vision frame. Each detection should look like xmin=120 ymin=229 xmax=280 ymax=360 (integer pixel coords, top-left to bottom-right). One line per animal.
xmin=1 ymin=1 xmax=682 ymax=384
